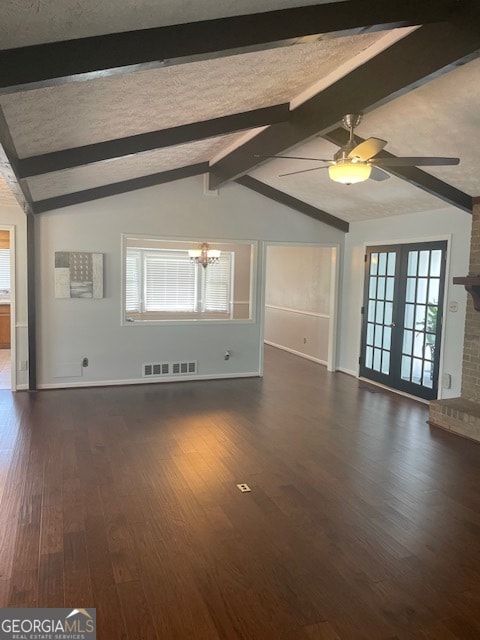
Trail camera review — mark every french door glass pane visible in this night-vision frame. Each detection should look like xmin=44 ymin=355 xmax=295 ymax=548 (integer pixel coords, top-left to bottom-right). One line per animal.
xmin=387 ymin=253 xmax=396 ymax=276
xmin=430 ymin=250 xmax=442 ymax=277
xmin=376 ymin=301 xmax=384 ymax=323
xmin=404 ymin=304 xmax=415 ymax=329
xmin=428 ymin=279 xmax=439 ymax=304
xmin=407 ymin=251 xmax=418 ymax=276
xmin=419 ymin=251 xmax=430 ymax=276
xmin=384 ymin=302 xmax=393 ymax=325
xmin=377 ymin=277 xmax=386 ymax=299
xmin=378 ymin=253 xmax=387 ymax=274
xmin=382 ymin=351 xmax=390 ymax=375
xmin=400 ymin=247 xmax=441 ymax=388
xmin=406 ymin=278 xmax=416 ymax=303
xmin=403 ymin=329 xmax=413 ymax=354
xmin=364 ymin=250 xmax=394 ymax=375
xmin=383 ymin=326 xmax=392 ymax=350
xmin=386 ymin=277 xmax=394 ymax=300
xmin=417 ymin=278 xmax=428 ymax=304
xmin=366 ymin=346 xmax=373 ymax=368
xmin=401 ymin=355 xmax=411 ymax=379
xmin=367 ymin=323 xmax=374 ymax=344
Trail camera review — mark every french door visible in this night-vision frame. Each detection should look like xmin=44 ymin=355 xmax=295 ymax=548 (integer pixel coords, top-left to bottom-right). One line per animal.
xmin=359 ymin=241 xmax=447 ymax=400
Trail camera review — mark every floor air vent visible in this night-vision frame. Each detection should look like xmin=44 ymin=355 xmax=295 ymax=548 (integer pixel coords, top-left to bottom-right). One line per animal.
xmin=143 ymin=361 xmax=197 ymax=377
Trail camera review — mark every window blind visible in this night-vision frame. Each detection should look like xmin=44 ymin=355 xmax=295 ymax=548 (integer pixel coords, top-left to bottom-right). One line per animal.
xmin=125 ymin=250 xmax=140 ymax=311
xmin=144 ymin=252 xmax=197 ymax=312
xmin=0 ymin=249 xmax=10 ymax=291
xmin=125 ymin=246 xmax=233 ymax=318
xmin=204 ymin=253 xmax=232 ymax=313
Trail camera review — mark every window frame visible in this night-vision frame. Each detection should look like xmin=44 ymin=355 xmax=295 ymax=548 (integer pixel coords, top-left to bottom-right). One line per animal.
xmin=0 ymin=248 xmax=11 ymax=294
xmin=121 ymin=234 xmax=257 ymax=326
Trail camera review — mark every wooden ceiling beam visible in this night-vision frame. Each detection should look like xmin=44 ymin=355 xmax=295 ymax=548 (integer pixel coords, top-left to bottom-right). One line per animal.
xmin=17 ymin=104 xmax=289 ymax=178
xmin=32 ymin=163 xmax=208 ymax=213
xmin=209 ymin=12 xmax=480 ymax=189
xmin=323 ymin=127 xmax=472 ymax=213
xmin=235 ymin=175 xmax=349 ymax=232
xmin=0 ymin=106 xmax=33 ymax=212
xmin=0 ymin=0 xmax=459 ymax=94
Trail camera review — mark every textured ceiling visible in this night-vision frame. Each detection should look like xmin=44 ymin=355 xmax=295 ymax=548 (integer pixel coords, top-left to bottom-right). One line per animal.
xmin=346 ymin=57 xmax=480 ymax=195
xmin=249 ymin=56 xmax=480 ymax=220
xmin=0 ymin=175 xmax=17 ymax=207
xmin=26 ymin=134 xmax=241 ymax=200
xmin=1 ymin=31 xmax=384 ymax=157
xmin=0 ymin=0 xmax=341 ymax=48
xmin=0 ymin=3 xmax=478 ymax=223
xmin=249 ymin=138 xmax=452 ymax=223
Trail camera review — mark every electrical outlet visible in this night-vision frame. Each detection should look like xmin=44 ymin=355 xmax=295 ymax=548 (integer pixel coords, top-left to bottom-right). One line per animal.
xmin=303 ymin=337 xmax=307 ymax=344
xmin=19 ymin=360 xmax=28 ymax=371
xmin=236 ymin=483 xmax=251 ymax=493
xmin=82 ymin=357 xmax=89 ymax=367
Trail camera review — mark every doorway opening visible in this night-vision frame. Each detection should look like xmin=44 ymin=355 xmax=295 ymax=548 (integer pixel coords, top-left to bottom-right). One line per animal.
xmin=264 ymin=244 xmax=338 ymax=371
xmin=0 ymin=227 xmax=14 ymax=390
xmin=359 ymin=241 xmax=447 ymax=400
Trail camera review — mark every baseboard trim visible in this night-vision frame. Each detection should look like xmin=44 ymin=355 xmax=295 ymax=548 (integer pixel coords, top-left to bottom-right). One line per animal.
xmin=336 ymin=367 xmax=357 ymax=377
xmin=37 ymin=371 xmax=261 ymax=390
xmin=358 ymin=376 xmax=429 ymax=405
xmin=264 ymin=341 xmax=326 ymax=366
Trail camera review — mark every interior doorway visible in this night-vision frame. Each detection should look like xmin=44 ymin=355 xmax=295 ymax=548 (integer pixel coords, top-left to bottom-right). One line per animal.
xmin=264 ymin=244 xmax=338 ymax=371
xmin=0 ymin=227 xmax=14 ymax=390
xmin=359 ymin=241 xmax=447 ymax=400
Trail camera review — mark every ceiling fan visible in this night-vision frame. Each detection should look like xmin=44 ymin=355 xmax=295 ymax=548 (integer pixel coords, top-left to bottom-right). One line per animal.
xmin=255 ymin=114 xmax=459 ymax=185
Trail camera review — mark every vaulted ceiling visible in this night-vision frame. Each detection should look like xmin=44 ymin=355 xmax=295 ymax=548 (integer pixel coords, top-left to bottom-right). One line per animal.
xmin=1 ymin=0 xmax=479 ymax=230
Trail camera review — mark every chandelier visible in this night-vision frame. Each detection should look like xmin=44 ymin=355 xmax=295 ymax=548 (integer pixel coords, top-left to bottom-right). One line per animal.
xmin=188 ymin=243 xmax=221 ymax=268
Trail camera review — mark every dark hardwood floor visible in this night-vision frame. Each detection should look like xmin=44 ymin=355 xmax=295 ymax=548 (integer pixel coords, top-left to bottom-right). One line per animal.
xmin=1 ymin=345 xmax=480 ymax=639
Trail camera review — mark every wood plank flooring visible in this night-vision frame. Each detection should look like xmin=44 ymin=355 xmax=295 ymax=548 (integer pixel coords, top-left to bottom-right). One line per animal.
xmin=0 ymin=345 xmax=479 ymax=639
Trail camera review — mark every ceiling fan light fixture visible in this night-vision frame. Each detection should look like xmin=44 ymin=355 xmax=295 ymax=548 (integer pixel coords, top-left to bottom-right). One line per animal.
xmin=328 ymin=161 xmax=371 ymax=185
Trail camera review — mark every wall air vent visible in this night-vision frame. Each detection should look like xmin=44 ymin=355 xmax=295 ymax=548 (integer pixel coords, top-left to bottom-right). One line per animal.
xmin=172 ymin=361 xmax=197 ymax=375
xmin=143 ymin=361 xmax=197 ymax=377
xmin=143 ymin=362 xmax=170 ymax=377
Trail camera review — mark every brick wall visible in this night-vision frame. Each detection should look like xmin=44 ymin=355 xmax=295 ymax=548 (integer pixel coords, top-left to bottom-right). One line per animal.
xmin=461 ymin=202 xmax=480 ymax=402
xmin=430 ymin=200 xmax=480 ymax=442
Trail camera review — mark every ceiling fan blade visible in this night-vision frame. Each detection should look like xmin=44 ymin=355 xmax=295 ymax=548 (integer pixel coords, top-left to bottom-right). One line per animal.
xmin=279 ymin=166 xmax=329 ymax=177
xmin=370 ymin=156 xmax=460 ymax=167
xmin=369 ymin=167 xmax=390 ymax=182
xmin=254 ymin=154 xmax=331 ymax=162
xmin=348 ymin=137 xmax=387 ymax=161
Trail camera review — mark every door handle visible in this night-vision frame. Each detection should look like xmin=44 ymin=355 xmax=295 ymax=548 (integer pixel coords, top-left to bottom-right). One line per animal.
xmin=390 ymin=322 xmax=396 ymax=327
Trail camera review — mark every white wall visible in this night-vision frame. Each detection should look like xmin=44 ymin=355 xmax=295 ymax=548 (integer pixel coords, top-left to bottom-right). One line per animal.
xmin=0 ymin=203 xmax=29 ymax=389
xmin=265 ymin=245 xmax=332 ymax=364
xmin=339 ymin=207 xmax=471 ymax=399
xmin=36 ymin=175 xmax=345 ymax=388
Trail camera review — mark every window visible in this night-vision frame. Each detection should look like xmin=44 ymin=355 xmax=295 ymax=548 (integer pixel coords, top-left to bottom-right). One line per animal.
xmin=0 ymin=248 xmax=10 ymax=294
xmin=125 ymin=244 xmax=234 ymax=321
